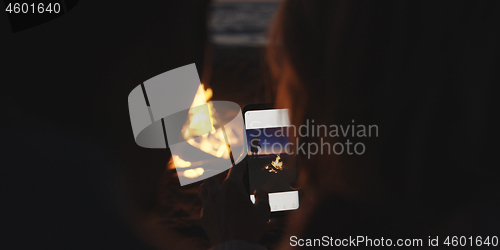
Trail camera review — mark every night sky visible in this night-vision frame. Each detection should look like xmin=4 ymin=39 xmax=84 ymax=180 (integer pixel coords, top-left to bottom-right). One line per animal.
xmin=246 ymin=127 xmax=292 ymax=155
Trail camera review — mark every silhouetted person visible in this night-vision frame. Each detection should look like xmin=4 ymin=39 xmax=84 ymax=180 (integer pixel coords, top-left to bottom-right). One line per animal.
xmin=199 ymin=1 xmax=500 ymax=249
xmin=250 ymin=134 xmax=262 ymax=156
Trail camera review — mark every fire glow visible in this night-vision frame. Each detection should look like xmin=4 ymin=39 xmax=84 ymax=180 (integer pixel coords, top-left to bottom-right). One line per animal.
xmin=171 ymin=84 xmax=239 ymax=179
xmin=263 ymin=155 xmax=283 ymax=174
xmin=181 ymin=167 xmax=204 ymax=179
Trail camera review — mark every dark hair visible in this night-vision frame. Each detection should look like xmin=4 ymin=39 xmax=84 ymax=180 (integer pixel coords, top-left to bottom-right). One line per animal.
xmin=267 ymin=0 xmax=500 ymax=243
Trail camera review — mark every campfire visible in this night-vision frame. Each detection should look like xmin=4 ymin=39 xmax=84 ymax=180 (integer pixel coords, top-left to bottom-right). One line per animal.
xmin=263 ymin=155 xmax=283 ymax=174
xmin=170 ymin=84 xmax=240 ymax=179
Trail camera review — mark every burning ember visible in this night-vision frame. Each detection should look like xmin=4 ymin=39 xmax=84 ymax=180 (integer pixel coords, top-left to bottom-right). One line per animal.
xmin=170 ymin=84 xmax=239 ymax=179
xmin=181 ymin=167 xmax=204 ymax=179
xmin=171 ymin=155 xmax=191 ymax=168
xmin=263 ymin=155 xmax=283 ymax=174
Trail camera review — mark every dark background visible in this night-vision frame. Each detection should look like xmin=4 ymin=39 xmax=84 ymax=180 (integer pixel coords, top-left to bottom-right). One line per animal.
xmin=2 ymin=1 xmax=500 ymax=249
xmin=1 ymin=0 xmax=277 ymax=249
xmin=248 ymin=154 xmax=296 ymax=194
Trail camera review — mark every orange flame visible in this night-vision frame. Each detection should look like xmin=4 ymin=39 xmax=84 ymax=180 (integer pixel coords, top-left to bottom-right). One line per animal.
xmin=172 ymin=155 xmax=191 ymax=168
xmin=171 ymin=84 xmax=239 ymax=179
xmin=181 ymin=167 xmax=205 ymax=178
xmin=271 ymin=155 xmax=283 ymax=170
xmin=263 ymin=155 xmax=283 ymax=173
